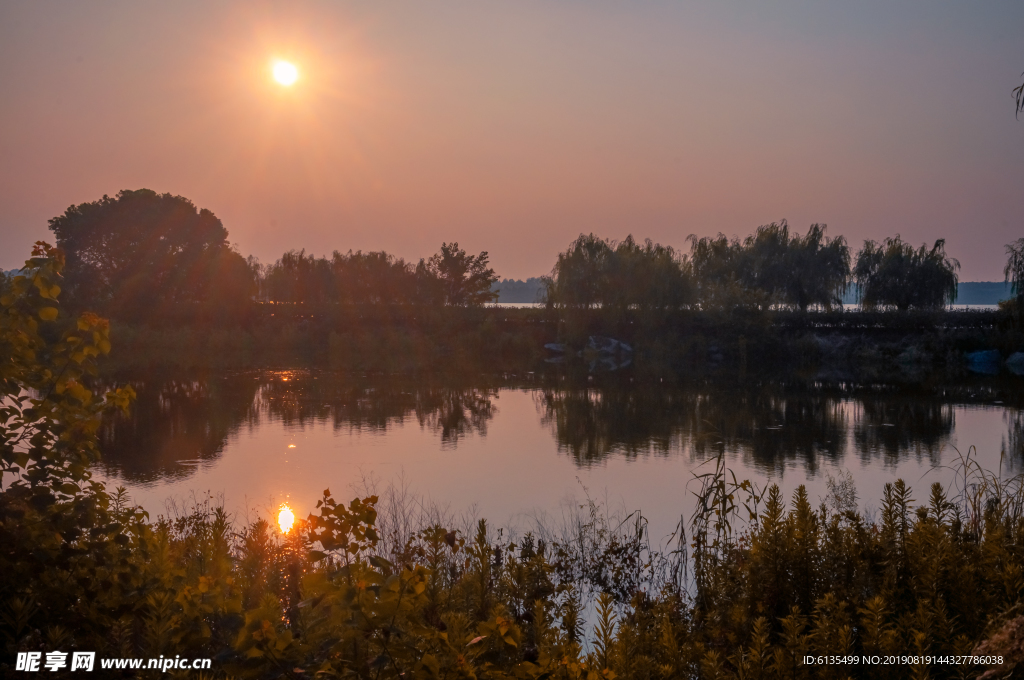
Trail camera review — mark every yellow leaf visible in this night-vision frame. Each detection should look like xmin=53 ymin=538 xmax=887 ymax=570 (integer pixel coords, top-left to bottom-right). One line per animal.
xmin=39 ymin=307 xmax=58 ymax=321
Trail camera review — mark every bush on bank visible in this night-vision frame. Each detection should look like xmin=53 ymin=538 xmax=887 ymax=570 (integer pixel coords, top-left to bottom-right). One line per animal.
xmin=6 ymin=246 xmax=1024 ymax=679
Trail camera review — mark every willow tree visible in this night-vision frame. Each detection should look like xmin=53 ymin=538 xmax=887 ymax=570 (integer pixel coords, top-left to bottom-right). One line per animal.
xmin=783 ymin=223 xmax=850 ymax=311
xmin=854 ymin=236 xmax=959 ymax=310
xmin=1004 ymin=238 xmax=1024 ymax=311
xmin=687 ymin=233 xmax=746 ymax=309
xmin=264 ymin=250 xmax=334 ymax=304
xmin=603 ymin=235 xmax=694 ymax=317
xmin=543 ymin=233 xmax=614 ymax=310
xmin=689 ymin=222 xmax=849 ymax=311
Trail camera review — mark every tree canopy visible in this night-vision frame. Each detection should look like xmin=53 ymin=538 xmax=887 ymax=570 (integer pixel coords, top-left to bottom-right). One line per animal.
xmin=854 ymin=236 xmax=960 ymax=310
xmin=48 ymin=188 xmax=254 ymax=319
xmin=689 ymin=221 xmax=850 ymax=311
xmin=1004 ymin=238 xmax=1024 ymax=310
xmin=544 ymin=234 xmax=614 ymax=310
xmin=261 ymin=243 xmax=497 ymax=307
xmin=546 ymin=224 xmax=851 ymax=315
xmin=424 ymin=242 xmax=499 ymax=306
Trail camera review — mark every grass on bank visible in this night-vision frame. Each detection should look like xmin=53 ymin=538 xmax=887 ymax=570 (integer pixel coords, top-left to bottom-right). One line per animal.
xmin=7 ymin=446 xmax=1024 ymax=679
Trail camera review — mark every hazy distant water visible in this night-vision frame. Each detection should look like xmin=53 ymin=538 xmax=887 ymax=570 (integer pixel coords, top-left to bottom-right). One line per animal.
xmin=94 ymin=371 xmax=1024 ymax=542
xmin=487 ymin=303 xmax=1004 ymax=311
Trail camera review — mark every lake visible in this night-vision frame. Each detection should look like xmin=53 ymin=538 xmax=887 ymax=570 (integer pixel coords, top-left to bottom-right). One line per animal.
xmin=94 ymin=370 xmax=1024 ymax=543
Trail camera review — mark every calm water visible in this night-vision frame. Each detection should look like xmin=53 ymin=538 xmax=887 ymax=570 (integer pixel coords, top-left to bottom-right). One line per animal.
xmin=95 ymin=371 xmax=1024 ymax=541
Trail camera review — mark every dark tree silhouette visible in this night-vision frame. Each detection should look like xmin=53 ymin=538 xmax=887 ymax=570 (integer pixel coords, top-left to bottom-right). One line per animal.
xmin=47 ymin=189 xmax=253 ymax=317
xmin=689 ymin=221 xmax=849 ymax=310
xmin=544 ymin=233 xmax=613 ymax=310
xmin=544 ymin=233 xmax=695 ymax=331
xmin=331 ymin=250 xmax=419 ymax=304
xmin=264 ymin=250 xmax=334 ymax=304
xmin=260 ymin=244 xmax=498 ymax=306
xmin=604 ymin=235 xmax=695 ymax=316
xmin=424 ymin=242 xmax=498 ymax=306
xmin=1004 ymin=238 xmax=1024 ymax=311
xmin=780 ymin=223 xmax=850 ymax=311
xmin=854 ymin=236 xmax=959 ymax=310
xmin=688 ymin=233 xmax=747 ymax=308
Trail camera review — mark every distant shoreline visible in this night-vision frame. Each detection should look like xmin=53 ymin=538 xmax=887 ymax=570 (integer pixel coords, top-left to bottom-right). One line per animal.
xmin=490 ymin=278 xmax=1016 ymax=306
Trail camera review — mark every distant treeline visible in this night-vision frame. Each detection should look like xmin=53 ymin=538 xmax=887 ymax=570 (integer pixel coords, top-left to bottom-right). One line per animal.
xmin=258 ymin=244 xmax=498 ymax=307
xmin=8 ymin=188 xmax=1024 ymax=327
xmin=544 ymin=224 xmax=961 ymax=320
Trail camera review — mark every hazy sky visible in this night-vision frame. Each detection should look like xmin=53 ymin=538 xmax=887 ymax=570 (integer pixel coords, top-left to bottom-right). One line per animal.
xmin=2 ymin=1 xmax=1022 ymax=280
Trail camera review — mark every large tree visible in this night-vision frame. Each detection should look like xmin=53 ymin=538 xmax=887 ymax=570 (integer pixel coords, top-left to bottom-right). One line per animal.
xmin=544 ymin=233 xmax=613 ymax=310
xmin=853 ymin=236 xmax=959 ymax=310
xmin=331 ymin=250 xmax=419 ymax=305
xmin=604 ymin=235 xmax=694 ymax=315
xmin=544 ymin=233 xmax=694 ymax=329
xmin=264 ymin=249 xmax=334 ymax=304
xmin=689 ymin=222 xmax=849 ymax=311
xmin=781 ymin=223 xmax=850 ymax=311
xmin=424 ymin=242 xmax=498 ymax=306
xmin=688 ymin=233 xmax=747 ymax=309
xmin=48 ymin=189 xmax=252 ymax=317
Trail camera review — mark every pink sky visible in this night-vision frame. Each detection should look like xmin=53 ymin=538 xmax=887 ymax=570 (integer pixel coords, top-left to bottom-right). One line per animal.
xmin=2 ymin=1 xmax=1022 ymax=280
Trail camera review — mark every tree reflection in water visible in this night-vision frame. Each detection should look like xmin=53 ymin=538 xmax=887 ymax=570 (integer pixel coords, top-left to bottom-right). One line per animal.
xmin=256 ymin=372 xmax=497 ymax=445
xmin=536 ymin=378 xmax=955 ymax=473
xmin=853 ymin=399 xmax=953 ymax=466
xmin=96 ymin=371 xmax=1012 ymax=484
xmin=1005 ymin=409 xmax=1024 ymax=460
xmin=97 ymin=375 xmax=260 ymax=483
xmin=97 ymin=372 xmax=500 ymax=481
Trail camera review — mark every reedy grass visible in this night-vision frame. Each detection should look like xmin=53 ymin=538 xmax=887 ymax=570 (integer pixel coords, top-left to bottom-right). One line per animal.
xmin=7 ymin=450 xmax=1024 ymax=678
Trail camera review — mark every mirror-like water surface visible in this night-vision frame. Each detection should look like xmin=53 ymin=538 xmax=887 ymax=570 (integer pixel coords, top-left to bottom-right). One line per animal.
xmin=96 ymin=372 xmax=1024 ymax=540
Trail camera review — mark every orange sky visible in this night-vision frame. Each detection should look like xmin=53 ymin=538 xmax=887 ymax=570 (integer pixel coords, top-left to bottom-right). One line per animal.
xmin=1 ymin=1 xmax=1023 ymax=280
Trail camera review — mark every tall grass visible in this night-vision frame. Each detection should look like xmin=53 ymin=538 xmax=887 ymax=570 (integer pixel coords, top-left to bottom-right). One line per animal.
xmin=6 ymin=451 xmax=1024 ymax=678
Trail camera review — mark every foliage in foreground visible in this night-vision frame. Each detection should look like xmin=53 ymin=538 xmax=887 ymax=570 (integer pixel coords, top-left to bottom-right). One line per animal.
xmin=6 ymin=246 xmax=1024 ymax=679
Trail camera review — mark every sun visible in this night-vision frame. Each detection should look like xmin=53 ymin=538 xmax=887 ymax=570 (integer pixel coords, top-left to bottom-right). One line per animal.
xmin=278 ymin=504 xmax=295 ymax=534
xmin=272 ymin=60 xmax=299 ymax=86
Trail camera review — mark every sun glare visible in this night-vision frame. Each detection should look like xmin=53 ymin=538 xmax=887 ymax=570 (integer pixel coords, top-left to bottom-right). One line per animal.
xmin=273 ymin=60 xmax=299 ymax=86
xmin=278 ymin=504 xmax=295 ymax=533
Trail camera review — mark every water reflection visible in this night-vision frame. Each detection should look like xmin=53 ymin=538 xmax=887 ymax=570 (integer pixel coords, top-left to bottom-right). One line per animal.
xmin=1007 ymin=410 xmax=1024 ymax=459
xmin=98 ymin=376 xmax=259 ymax=483
xmin=536 ymin=380 xmax=959 ymax=473
xmin=853 ymin=399 xmax=953 ymax=466
xmin=98 ymin=372 xmax=500 ymax=482
xmin=256 ymin=373 xmax=497 ymax=444
xmin=96 ymin=371 xmax=1023 ymax=484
